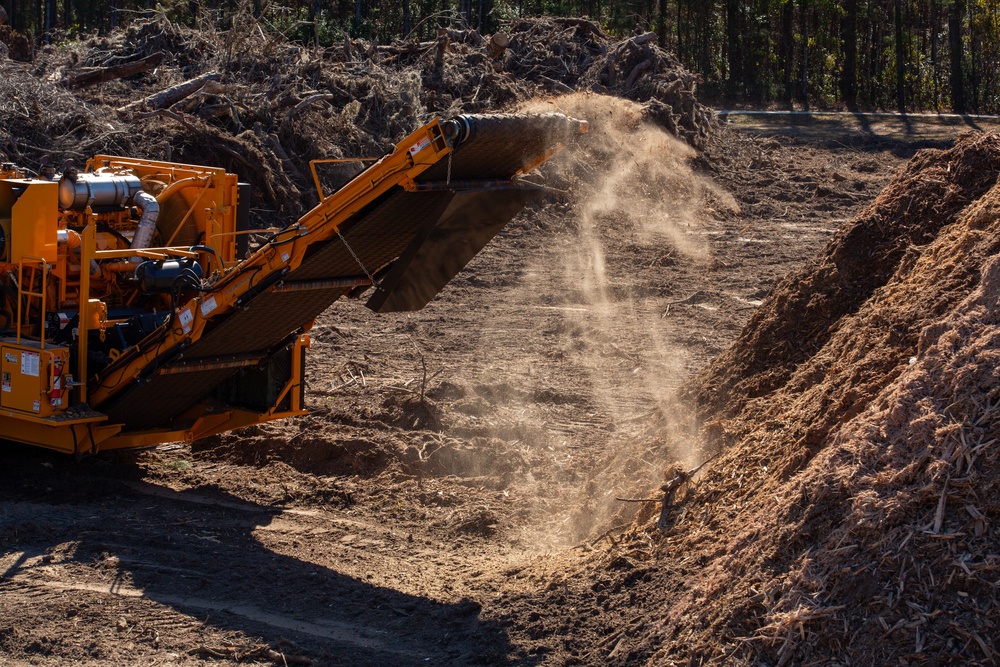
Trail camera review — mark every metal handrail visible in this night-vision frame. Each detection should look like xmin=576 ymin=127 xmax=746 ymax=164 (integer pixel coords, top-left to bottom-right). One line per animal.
xmin=15 ymin=256 xmax=48 ymax=348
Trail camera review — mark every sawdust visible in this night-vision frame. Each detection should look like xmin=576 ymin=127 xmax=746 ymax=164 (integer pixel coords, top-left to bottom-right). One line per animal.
xmin=541 ymin=131 xmax=1000 ymax=665
xmin=690 ymin=132 xmax=1000 ymax=422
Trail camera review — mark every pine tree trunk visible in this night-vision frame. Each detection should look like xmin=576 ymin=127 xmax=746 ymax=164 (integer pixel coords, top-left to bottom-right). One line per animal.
xmin=676 ymin=0 xmax=683 ymax=60
xmin=840 ymin=0 xmax=858 ymax=108
xmin=657 ymin=0 xmax=666 ymax=48
xmin=725 ymin=0 xmax=741 ymax=101
xmin=799 ymin=0 xmax=809 ymax=103
xmin=780 ymin=0 xmax=794 ymax=104
xmin=950 ymin=0 xmax=965 ymax=112
xmin=482 ymin=0 xmax=494 ymax=33
xmin=308 ymin=0 xmax=317 ymax=45
xmin=43 ymin=0 xmax=53 ymax=38
xmin=894 ymin=0 xmax=905 ymax=112
xmin=931 ymin=0 xmax=939 ymax=108
xmin=968 ymin=0 xmax=979 ymax=110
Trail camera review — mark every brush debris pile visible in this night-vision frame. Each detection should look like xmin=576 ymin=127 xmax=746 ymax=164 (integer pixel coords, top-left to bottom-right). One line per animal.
xmin=0 ymin=13 xmax=714 ymax=227
xmin=585 ymin=132 xmax=1000 ymax=664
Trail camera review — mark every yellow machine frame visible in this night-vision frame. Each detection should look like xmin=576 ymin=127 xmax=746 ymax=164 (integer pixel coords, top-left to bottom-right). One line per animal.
xmin=0 ymin=113 xmax=586 ymax=455
xmin=0 ymin=120 xmax=453 ymax=454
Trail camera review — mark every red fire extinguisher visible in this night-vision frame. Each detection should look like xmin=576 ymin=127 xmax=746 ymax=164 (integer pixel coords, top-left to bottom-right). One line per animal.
xmin=48 ymin=357 xmax=64 ymax=407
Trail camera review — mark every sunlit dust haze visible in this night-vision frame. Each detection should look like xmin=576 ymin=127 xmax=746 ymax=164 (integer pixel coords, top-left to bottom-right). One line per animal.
xmin=463 ymin=94 xmax=736 ymax=549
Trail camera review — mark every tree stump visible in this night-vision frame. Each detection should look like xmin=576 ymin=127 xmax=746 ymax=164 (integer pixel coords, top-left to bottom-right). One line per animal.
xmin=486 ymin=32 xmax=509 ymax=60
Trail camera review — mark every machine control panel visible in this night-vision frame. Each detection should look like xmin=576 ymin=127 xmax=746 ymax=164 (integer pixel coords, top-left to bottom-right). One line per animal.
xmin=0 ymin=339 xmax=70 ymax=417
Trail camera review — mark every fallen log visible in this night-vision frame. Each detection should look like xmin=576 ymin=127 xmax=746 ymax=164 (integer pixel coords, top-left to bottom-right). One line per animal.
xmin=63 ymin=52 xmax=164 ymax=89
xmin=255 ymin=126 xmax=307 ymax=193
xmin=117 ymin=71 xmax=221 ymax=114
xmin=631 ymin=31 xmax=657 ymax=46
xmin=538 ymin=74 xmax=573 ymax=94
xmin=444 ymin=27 xmax=485 ymax=47
xmin=195 ymin=104 xmax=232 ymax=120
xmin=172 ymin=80 xmax=238 ymax=113
xmin=289 ymin=93 xmax=335 ymax=117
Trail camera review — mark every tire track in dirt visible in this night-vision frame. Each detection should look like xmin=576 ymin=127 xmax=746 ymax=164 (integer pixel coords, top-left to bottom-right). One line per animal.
xmin=2 ymin=577 xmax=409 ymax=654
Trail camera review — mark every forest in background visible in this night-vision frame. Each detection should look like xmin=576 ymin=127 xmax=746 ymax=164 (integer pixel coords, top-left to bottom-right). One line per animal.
xmin=3 ymin=0 xmax=1000 ymax=113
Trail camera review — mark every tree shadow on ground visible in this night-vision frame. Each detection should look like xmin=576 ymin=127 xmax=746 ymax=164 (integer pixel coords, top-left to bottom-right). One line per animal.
xmin=725 ymin=110 xmax=998 ymax=154
xmin=0 ymin=444 xmax=526 ymax=666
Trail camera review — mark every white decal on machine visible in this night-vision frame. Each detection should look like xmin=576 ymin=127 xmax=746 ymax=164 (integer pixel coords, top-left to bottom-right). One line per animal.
xmin=21 ymin=351 xmax=39 ymax=377
xmin=408 ymin=137 xmax=431 ymax=156
xmin=200 ymin=296 xmax=218 ymax=317
xmin=179 ymin=308 xmax=194 ymax=334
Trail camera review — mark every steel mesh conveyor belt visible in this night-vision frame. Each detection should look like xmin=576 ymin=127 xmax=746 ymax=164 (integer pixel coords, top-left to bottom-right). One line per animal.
xmin=100 ymin=113 xmax=578 ymax=430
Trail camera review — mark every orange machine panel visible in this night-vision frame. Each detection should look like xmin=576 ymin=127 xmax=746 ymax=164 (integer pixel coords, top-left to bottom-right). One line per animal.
xmin=1 ymin=340 xmax=70 ymax=417
xmin=10 ymin=181 xmax=58 ymax=264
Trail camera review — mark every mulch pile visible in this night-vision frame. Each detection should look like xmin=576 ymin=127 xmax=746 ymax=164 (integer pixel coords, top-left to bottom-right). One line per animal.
xmin=0 ymin=12 xmax=714 ymax=227
xmin=568 ymin=132 xmax=1000 ymax=665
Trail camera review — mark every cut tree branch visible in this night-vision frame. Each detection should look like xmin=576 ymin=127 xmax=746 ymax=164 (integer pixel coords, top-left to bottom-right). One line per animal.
xmin=63 ymin=52 xmax=164 ymax=89
xmin=118 ymin=71 xmax=222 ymax=114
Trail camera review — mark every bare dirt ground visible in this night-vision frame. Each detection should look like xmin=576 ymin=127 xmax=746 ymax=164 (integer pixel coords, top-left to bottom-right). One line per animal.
xmin=0 ymin=117 xmax=940 ymax=665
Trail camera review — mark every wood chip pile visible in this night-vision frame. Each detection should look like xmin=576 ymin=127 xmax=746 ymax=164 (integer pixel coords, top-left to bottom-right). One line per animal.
xmin=619 ymin=132 xmax=1000 ymax=665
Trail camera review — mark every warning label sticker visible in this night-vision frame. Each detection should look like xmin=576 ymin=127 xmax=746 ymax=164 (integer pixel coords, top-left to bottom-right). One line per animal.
xmin=2 ymin=371 xmax=10 ymax=393
xmin=4 ymin=352 xmax=16 ymax=364
xmin=179 ymin=308 xmax=194 ymax=334
xmin=200 ymin=295 xmax=218 ymax=317
xmin=21 ymin=351 xmax=39 ymax=377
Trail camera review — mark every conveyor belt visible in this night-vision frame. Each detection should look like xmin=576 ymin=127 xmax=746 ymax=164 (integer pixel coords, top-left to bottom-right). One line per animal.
xmin=365 ymin=186 xmax=540 ymax=313
xmin=99 ymin=113 xmax=581 ymax=431
xmin=285 ymin=189 xmax=455 ymax=283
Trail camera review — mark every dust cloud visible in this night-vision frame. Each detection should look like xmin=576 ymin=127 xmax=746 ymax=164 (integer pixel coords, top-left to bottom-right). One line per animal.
xmin=478 ymin=95 xmax=733 ymax=548
xmin=535 ymin=93 xmax=721 ymax=261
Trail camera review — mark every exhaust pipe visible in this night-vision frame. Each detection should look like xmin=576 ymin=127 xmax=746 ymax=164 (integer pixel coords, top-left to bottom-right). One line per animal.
xmin=57 ymin=171 xmax=161 ymax=264
xmin=129 ymin=191 xmax=160 ymax=263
